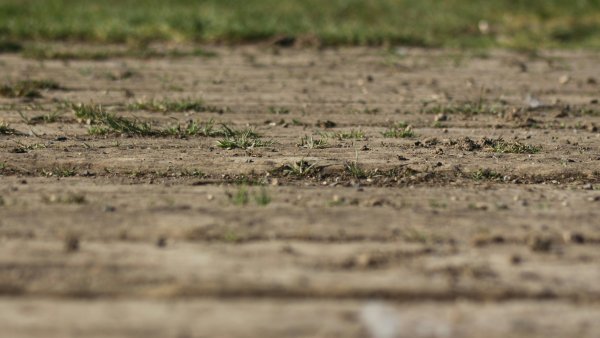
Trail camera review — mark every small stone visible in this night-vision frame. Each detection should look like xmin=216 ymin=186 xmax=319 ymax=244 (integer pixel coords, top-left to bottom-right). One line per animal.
xmin=64 ymin=235 xmax=80 ymax=253
xmin=562 ymin=231 xmax=585 ymax=244
xmin=559 ymin=75 xmax=571 ymax=85
xmin=156 ymin=237 xmax=167 ymax=248
xmin=510 ymin=254 xmax=522 ymax=265
xmin=355 ymin=254 xmax=373 ymax=268
xmin=280 ymin=245 xmax=296 ymax=254
xmin=103 ymin=205 xmax=116 ymax=212
xmin=434 ymin=113 xmax=448 ymax=122
xmin=582 ymin=183 xmax=594 ymax=190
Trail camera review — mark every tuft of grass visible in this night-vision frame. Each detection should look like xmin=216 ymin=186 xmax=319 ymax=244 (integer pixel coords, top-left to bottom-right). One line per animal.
xmin=297 ymin=135 xmax=327 ymax=149
xmin=0 ymin=121 xmax=18 ymax=135
xmin=472 ymin=168 xmax=502 ymax=181
xmin=11 ymin=141 xmax=46 ymax=154
xmin=72 ymin=103 xmax=158 ymax=136
xmin=216 ymin=126 xmax=271 ymax=150
xmin=164 ymin=119 xmax=225 ymax=137
xmin=43 ymin=166 xmax=77 ymax=178
xmin=72 ymin=103 xmax=105 ymax=121
xmin=345 ymin=161 xmax=367 ymax=179
xmin=231 ymin=186 xmax=250 ymax=206
xmin=0 ymin=80 xmax=61 ymax=99
xmin=128 ymin=98 xmax=207 ymax=113
xmin=73 ymin=103 xmax=235 ymax=138
xmin=382 ymin=123 xmax=415 ymax=138
xmin=19 ymin=111 xmax=64 ymax=125
xmin=254 ymin=188 xmax=271 ymax=206
xmin=100 ymin=113 xmax=154 ymax=136
xmin=330 ymin=129 xmax=366 ymax=140
xmin=281 ymin=160 xmax=318 ymax=177
xmin=485 ymin=138 xmax=541 ymax=154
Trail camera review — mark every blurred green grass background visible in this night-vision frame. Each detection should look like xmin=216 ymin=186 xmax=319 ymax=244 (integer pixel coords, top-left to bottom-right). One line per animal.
xmin=1 ymin=0 xmax=599 ymax=49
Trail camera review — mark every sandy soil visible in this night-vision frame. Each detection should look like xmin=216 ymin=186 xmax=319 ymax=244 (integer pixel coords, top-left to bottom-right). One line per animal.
xmin=0 ymin=46 xmax=599 ymax=337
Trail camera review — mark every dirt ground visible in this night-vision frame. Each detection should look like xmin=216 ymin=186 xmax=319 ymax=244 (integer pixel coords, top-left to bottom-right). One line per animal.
xmin=1 ymin=46 xmax=599 ymax=337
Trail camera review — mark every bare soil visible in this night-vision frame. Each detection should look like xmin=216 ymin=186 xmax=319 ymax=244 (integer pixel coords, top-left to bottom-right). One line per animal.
xmin=1 ymin=46 xmax=599 ymax=337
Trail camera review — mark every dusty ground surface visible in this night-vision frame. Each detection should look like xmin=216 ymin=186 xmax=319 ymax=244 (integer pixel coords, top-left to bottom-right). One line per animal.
xmin=0 ymin=45 xmax=599 ymax=337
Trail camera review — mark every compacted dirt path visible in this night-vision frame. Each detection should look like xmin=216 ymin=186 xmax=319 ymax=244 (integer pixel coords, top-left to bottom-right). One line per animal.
xmin=0 ymin=46 xmax=599 ymax=337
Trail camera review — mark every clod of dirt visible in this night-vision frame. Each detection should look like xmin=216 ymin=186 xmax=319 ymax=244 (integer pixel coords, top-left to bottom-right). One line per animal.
xmin=457 ymin=137 xmax=479 ymax=151
xmin=471 ymin=234 xmax=505 ymax=247
xmin=510 ymin=254 xmax=523 ymax=265
xmin=64 ymin=235 xmax=80 ymax=252
xmin=562 ymin=231 xmax=585 ymax=244
xmin=529 ymin=236 xmax=554 ymax=252
xmin=268 ymin=35 xmax=296 ymax=48
xmin=584 ymin=122 xmax=597 ymax=132
xmin=315 ymin=120 xmax=336 ymax=128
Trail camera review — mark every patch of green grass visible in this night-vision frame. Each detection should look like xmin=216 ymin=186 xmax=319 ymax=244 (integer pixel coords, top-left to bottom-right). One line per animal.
xmin=128 ymin=99 xmax=207 ymax=113
xmin=88 ymin=125 xmax=110 ymax=135
xmin=72 ymin=104 xmax=155 ymax=136
xmin=382 ymin=123 xmax=415 ymax=138
xmin=216 ymin=127 xmax=271 ymax=150
xmin=22 ymin=45 xmax=217 ymax=60
xmin=11 ymin=141 xmax=46 ymax=154
xmin=297 ymin=135 xmax=327 ymax=149
xmin=164 ymin=119 xmax=225 ymax=137
xmin=74 ymin=103 xmax=236 ymax=138
xmin=231 ymin=186 xmax=250 ymax=206
xmin=486 ymin=138 xmax=541 ymax=154
xmin=101 ymin=113 xmax=155 ymax=136
xmin=334 ymin=129 xmax=366 ymax=140
xmin=0 ymin=121 xmax=18 ymax=135
xmin=254 ymin=188 xmax=271 ymax=206
xmin=1 ymin=1 xmax=599 ymax=49
xmin=472 ymin=168 xmax=502 ymax=181
xmin=43 ymin=166 xmax=77 ymax=178
xmin=280 ymin=160 xmax=318 ymax=177
xmin=345 ymin=161 xmax=367 ymax=179
xmin=0 ymin=80 xmax=61 ymax=99
xmin=19 ymin=111 xmax=64 ymax=125
xmin=422 ymin=102 xmax=505 ymax=116
xmin=71 ymin=103 xmax=110 ymax=122
xmin=432 ymin=121 xmax=446 ymax=128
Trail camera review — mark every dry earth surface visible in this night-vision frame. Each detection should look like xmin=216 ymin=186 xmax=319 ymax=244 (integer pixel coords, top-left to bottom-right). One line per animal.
xmin=1 ymin=45 xmax=599 ymax=337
